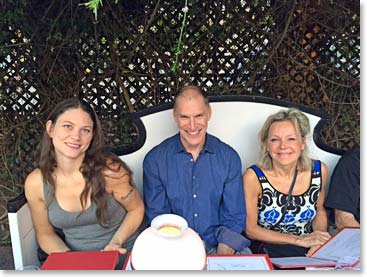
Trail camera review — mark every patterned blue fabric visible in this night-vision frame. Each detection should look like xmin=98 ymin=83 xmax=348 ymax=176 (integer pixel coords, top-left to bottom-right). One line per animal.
xmin=250 ymin=160 xmax=322 ymax=236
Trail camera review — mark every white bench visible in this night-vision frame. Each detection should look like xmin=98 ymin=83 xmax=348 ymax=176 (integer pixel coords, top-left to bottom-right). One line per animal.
xmin=7 ymin=95 xmax=343 ymax=269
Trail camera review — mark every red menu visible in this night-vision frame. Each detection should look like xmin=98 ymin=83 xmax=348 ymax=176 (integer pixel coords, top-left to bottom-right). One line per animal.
xmin=40 ymin=250 xmax=119 ymax=270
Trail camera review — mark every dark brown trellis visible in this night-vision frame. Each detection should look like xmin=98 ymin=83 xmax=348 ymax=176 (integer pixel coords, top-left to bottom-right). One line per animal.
xmin=0 ymin=0 xmax=360 ymax=245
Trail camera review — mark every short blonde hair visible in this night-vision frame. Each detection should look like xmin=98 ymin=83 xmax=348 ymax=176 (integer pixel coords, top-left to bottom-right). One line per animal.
xmin=257 ymin=108 xmax=312 ymax=171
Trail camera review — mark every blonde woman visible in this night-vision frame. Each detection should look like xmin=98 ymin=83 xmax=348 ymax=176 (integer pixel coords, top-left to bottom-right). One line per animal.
xmin=243 ymin=108 xmax=331 ymax=258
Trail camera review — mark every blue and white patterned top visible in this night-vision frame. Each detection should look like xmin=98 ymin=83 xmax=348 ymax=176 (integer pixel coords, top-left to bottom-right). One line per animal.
xmin=250 ymin=160 xmax=322 ymax=236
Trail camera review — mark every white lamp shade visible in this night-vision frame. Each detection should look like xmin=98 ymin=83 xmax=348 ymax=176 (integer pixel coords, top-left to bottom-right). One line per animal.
xmin=131 ymin=214 xmax=206 ymax=270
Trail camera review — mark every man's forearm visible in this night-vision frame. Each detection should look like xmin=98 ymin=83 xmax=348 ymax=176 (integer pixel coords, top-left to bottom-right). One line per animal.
xmin=335 ymin=209 xmax=360 ymax=230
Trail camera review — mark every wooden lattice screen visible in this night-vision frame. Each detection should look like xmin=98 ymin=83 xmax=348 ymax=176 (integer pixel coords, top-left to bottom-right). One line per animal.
xmin=0 ymin=0 xmax=360 ymax=244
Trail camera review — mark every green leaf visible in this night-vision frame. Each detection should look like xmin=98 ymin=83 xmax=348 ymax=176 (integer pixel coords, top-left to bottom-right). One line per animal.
xmin=80 ymin=0 xmax=103 ymax=20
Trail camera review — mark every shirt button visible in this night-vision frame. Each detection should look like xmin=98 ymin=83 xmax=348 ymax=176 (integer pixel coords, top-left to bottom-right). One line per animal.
xmin=190 ymin=158 xmax=193 ymax=162
xmin=193 ymin=176 xmax=195 ymax=180
xmin=194 ymin=213 xmax=198 ymax=217
xmin=193 ymin=194 xmax=197 ymax=198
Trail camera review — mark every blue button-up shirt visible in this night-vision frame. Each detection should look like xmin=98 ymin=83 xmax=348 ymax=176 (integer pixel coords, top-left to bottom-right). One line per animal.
xmin=143 ymin=133 xmax=247 ymax=249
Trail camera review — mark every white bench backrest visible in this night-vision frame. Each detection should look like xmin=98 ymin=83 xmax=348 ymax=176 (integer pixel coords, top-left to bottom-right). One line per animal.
xmin=119 ymin=99 xmax=342 ymax=195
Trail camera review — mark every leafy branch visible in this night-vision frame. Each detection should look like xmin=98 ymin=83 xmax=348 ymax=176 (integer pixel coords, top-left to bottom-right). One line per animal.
xmin=81 ymin=0 xmax=190 ymax=74
xmin=80 ymin=0 xmax=117 ymax=20
xmin=171 ymin=0 xmax=189 ymax=73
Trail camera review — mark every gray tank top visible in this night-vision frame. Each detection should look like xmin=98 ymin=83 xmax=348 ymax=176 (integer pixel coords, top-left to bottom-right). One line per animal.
xmin=44 ymin=181 xmax=127 ymax=251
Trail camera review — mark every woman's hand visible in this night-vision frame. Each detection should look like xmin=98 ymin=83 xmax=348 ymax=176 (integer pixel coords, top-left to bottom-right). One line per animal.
xmin=297 ymin=230 xmax=331 ymax=249
xmin=103 ymin=242 xmax=127 ymax=255
xmin=306 ymin=245 xmax=321 ymax=256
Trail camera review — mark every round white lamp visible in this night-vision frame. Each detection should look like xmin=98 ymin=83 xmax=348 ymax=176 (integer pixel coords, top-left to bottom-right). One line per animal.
xmin=131 ymin=214 xmax=206 ymax=270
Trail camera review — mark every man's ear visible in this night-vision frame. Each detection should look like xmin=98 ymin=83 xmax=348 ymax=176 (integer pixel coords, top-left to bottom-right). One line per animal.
xmin=46 ymin=120 xmax=54 ymax=137
xmin=173 ymin=110 xmax=179 ymax=124
xmin=207 ymin=104 xmax=212 ymax=121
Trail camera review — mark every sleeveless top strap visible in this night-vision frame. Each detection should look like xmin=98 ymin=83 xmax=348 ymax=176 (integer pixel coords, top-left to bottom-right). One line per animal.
xmin=313 ymin=159 xmax=321 ymax=173
xmin=250 ymin=165 xmax=265 ymax=179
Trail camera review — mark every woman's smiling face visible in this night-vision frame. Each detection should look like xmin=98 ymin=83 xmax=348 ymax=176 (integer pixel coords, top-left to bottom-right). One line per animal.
xmin=267 ymin=120 xmax=305 ymax=167
xmin=46 ymin=108 xmax=94 ymax=160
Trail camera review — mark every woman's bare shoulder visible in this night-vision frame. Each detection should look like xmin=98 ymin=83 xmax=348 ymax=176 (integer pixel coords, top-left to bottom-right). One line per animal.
xmin=104 ymin=160 xmax=132 ymax=192
xmin=25 ymin=168 xmax=42 ymax=186
xmin=243 ymin=166 xmax=262 ymax=189
xmin=24 ymin=169 xmax=44 ymax=199
xmin=243 ymin=166 xmax=259 ymax=179
xmin=320 ymin=161 xmax=328 ymax=171
xmin=104 ymin=159 xmax=130 ymax=177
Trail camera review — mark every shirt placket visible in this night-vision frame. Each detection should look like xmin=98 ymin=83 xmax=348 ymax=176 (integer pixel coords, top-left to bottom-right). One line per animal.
xmin=190 ymin=156 xmax=199 ymax=231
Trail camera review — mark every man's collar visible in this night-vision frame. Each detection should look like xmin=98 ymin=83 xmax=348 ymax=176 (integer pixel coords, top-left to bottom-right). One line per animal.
xmin=174 ymin=133 xmax=215 ymax=154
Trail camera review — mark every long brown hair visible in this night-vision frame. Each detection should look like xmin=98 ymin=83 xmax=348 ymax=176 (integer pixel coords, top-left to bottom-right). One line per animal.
xmin=39 ymin=98 xmax=132 ymax=226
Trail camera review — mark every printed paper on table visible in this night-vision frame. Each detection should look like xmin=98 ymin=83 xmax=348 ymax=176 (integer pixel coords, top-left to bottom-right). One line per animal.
xmin=270 ymin=227 xmax=360 ymax=269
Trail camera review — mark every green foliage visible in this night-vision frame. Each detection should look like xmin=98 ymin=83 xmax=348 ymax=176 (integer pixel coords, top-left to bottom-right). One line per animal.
xmin=172 ymin=0 xmax=189 ymax=74
xmin=80 ymin=0 xmax=103 ymax=20
xmin=81 ymin=0 xmax=120 ymax=20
